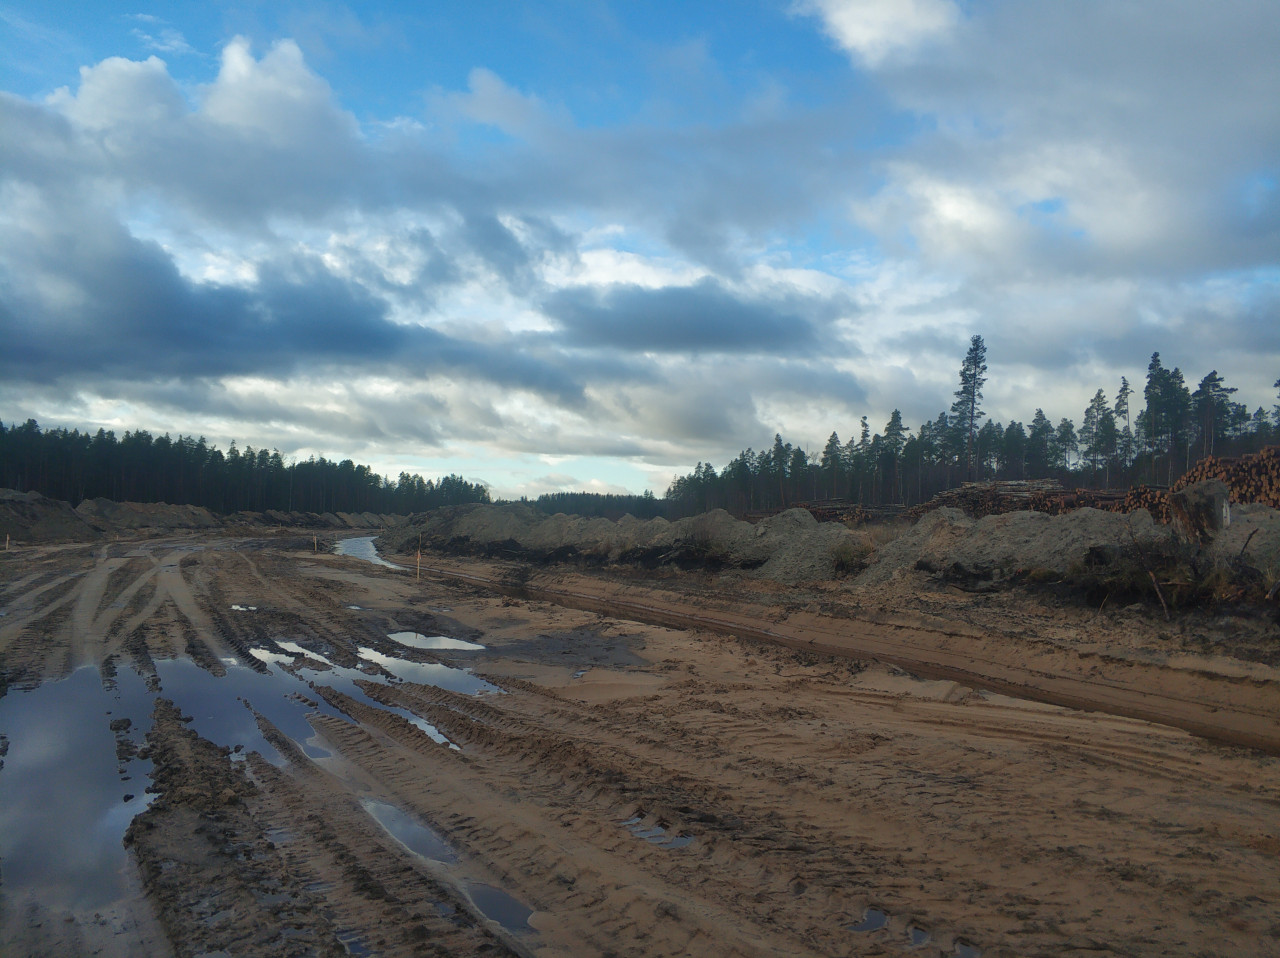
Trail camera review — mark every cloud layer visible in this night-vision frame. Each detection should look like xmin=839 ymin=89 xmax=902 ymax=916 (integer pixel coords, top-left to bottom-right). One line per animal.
xmin=1 ymin=5 xmax=1277 ymax=497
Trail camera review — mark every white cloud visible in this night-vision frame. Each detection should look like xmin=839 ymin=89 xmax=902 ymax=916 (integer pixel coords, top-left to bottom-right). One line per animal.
xmin=795 ymin=0 xmax=959 ymax=67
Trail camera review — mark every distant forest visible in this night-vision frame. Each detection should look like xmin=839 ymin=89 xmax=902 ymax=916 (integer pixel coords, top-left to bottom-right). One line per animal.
xmin=0 ymin=421 xmax=489 ymax=515
xmin=663 ymin=342 xmax=1280 ymax=517
xmin=4 ymin=341 xmax=1277 ymax=522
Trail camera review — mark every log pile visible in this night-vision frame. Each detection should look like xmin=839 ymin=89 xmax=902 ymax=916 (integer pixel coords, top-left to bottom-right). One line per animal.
xmin=905 ymin=479 xmax=1064 ymax=521
xmin=1029 ymin=485 xmax=1171 ymax=522
xmin=1170 ymin=446 xmax=1280 ymax=508
xmin=799 ymin=500 xmax=872 ymax=525
xmin=743 ymin=500 xmax=872 ymax=525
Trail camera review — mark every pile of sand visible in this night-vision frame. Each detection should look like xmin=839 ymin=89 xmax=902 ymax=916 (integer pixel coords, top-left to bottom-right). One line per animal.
xmin=0 ymin=489 xmax=99 ymax=543
xmin=383 ymin=503 xmax=859 ymax=583
xmin=387 ymin=495 xmax=1280 ymax=592
xmin=0 ymin=488 xmax=405 ymax=544
xmin=855 ymin=506 xmax=1169 ymax=586
xmin=76 ymin=498 xmax=221 ymax=532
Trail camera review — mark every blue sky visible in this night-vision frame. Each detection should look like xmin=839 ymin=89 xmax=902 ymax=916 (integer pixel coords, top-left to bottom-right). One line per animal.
xmin=2 ymin=1 xmax=1278 ymax=497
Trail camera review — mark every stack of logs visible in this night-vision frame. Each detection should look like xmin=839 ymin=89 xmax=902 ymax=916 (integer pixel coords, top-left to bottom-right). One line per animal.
xmin=1170 ymin=446 xmax=1280 ymax=508
xmin=904 ymin=479 xmax=1065 ymax=521
xmin=1028 ymin=484 xmax=1171 ymax=522
xmin=910 ymin=446 xmax=1280 ymax=524
xmin=742 ymin=500 xmax=872 ymax=525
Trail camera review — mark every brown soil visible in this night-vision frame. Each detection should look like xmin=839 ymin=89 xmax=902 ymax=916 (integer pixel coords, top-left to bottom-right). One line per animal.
xmin=2 ymin=529 xmax=1279 ymax=957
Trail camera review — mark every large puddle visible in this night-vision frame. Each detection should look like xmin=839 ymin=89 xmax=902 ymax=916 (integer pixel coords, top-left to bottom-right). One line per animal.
xmin=0 ymin=665 xmax=156 ymax=912
xmin=334 ymin=536 xmax=402 ymax=569
xmin=0 ymin=626 xmax=504 ymax=917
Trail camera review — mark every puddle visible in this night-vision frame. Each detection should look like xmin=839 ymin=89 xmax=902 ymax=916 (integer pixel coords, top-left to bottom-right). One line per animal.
xmin=335 ymin=536 xmax=402 ymax=569
xmin=953 ymin=942 xmax=982 ymax=958
xmin=359 ymin=799 xmax=533 ymax=935
xmin=361 ymin=799 xmax=458 ymax=864
xmin=850 ymin=907 xmax=889 ymax=932
xmin=346 ymin=605 xmax=364 ymax=610
xmin=571 ymin=668 xmax=589 ymax=679
xmin=0 ymin=665 xmax=156 ymax=912
xmin=466 ymin=882 xmax=534 ymax=932
xmin=908 ymin=924 xmax=932 ymax=947
xmin=619 ymin=814 xmax=694 ymax=849
xmin=336 ymin=927 xmax=373 ymax=956
xmin=356 ymin=646 xmax=500 ymax=695
xmin=231 ymin=604 xmax=257 ymax=612
xmin=155 ymin=659 xmax=336 ymax=765
xmin=388 ymin=631 xmax=485 ymax=652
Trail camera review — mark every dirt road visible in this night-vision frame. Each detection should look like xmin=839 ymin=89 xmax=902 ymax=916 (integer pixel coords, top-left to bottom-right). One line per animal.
xmin=2 ymin=532 xmax=1279 ymax=957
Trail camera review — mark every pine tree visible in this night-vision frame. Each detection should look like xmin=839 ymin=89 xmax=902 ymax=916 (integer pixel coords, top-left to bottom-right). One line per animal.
xmin=950 ymin=335 xmax=988 ymax=481
xmin=1115 ymin=377 xmax=1134 ymax=468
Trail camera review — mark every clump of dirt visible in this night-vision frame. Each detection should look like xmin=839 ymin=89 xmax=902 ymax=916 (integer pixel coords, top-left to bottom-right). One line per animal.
xmin=383 ymin=503 xmax=864 ymax=583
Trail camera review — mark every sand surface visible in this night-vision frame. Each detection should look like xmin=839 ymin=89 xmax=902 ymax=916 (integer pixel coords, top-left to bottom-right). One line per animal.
xmin=2 ymin=531 xmax=1279 ymax=957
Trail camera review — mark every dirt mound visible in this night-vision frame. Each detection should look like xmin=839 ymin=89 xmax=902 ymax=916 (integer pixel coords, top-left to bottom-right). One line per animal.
xmin=76 ymin=497 xmax=220 ymax=532
xmin=857 ymin=506 xmax=1170 ymax=587
xmin=226 ymin=510 xmax=405 ymax=530
xmin=0 ymin=488 xmax=100 ymax=543
xmin=383 ymin=503 xmax=861 ymax=583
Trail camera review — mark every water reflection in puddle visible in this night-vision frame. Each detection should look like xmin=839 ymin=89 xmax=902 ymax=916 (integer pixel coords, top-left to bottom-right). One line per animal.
xmin=0 ymin=666 xmax=155 ymax=911
xmin=388 ymin=631 xmax=485 ymax=652
xmin=466 ymin=882 xmax=534 ymax=932
xmin=850 ymin=907 xmax=889 ymax=932
xmin=154 ymin=659 xmax=336 ymax=764
xmin=361 ymin=799 xmax=458 ymax=864
xmin=908 ymin=924 xmax=932 ymax=947
xmin=334 ymin=536 xmax=401 ymax=569
xmin=619 ymin=814 xmax=694 ymax=849
xmin=953 ymin=941 xmax=982 ymax=957
xmin=359 ymin=799 xmax=534 ymax=933
xmin=357 ymin=646 xmax=499 ymax=695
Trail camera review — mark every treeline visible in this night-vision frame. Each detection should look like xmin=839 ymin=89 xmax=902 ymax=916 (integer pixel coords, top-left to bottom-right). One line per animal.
xmin=0 ymin=420 xmax=490 ymax=515
xmin=531 ymin=490 xmax=664 ymax=520
xmin=666 ymin=341 xmax=1280 ymax=516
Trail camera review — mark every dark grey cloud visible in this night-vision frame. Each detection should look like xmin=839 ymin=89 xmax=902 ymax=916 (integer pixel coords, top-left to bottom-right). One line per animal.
xmin=542 ymin=278 xmax=834 ymax=354
xmin=0 ymin=201 xmax=588 ymax=405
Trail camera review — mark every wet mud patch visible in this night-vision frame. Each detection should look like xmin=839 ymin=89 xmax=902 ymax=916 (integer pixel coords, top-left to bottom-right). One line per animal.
xmin=123 ymin=699 xmax=344 ymax=956
xmin=485 ymin=627 xmax=648 ymax=669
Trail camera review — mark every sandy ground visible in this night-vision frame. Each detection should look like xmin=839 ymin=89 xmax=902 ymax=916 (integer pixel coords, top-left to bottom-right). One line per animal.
xmin=2 ymin=531 xmax=1279 ymax=957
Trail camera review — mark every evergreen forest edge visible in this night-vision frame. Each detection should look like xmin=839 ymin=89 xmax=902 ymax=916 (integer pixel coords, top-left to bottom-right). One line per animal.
xmin=4 ymin=339 xmax=1279 ymax=522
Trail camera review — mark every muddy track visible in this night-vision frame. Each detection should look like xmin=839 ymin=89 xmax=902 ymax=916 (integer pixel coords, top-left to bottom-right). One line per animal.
xmin=415 ymin=560 xmax=1280 ymax=755
xmin=3 ymin=533 xmax=1280 ymax=957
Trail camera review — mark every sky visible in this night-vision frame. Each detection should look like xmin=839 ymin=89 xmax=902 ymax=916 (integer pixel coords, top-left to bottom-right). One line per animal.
xmin=1 ymin=1 xmax=1278 ymax=499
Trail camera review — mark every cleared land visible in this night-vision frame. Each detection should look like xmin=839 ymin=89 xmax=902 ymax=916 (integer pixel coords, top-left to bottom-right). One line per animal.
xmin=1 ymin=528 xmax=1279 ymax=957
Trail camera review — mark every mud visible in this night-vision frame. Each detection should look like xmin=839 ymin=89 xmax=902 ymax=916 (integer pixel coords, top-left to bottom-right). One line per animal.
xmin=1 ymin=529 xmax=1279 ymax=957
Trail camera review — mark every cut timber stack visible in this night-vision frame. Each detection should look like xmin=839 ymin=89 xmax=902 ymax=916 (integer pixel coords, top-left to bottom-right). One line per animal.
xmin=800 ymin=500 xmax=872 ymax=525
xmin=1029 ymin=485 xmax=1171 ymax=522
xmin=743 ymin=500 xmax=871 ymax=525
xmin=905 ymin=479 xmax=1065 ymax=521
xmin=1170 ymin=446 xmax=1280 ymax=509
